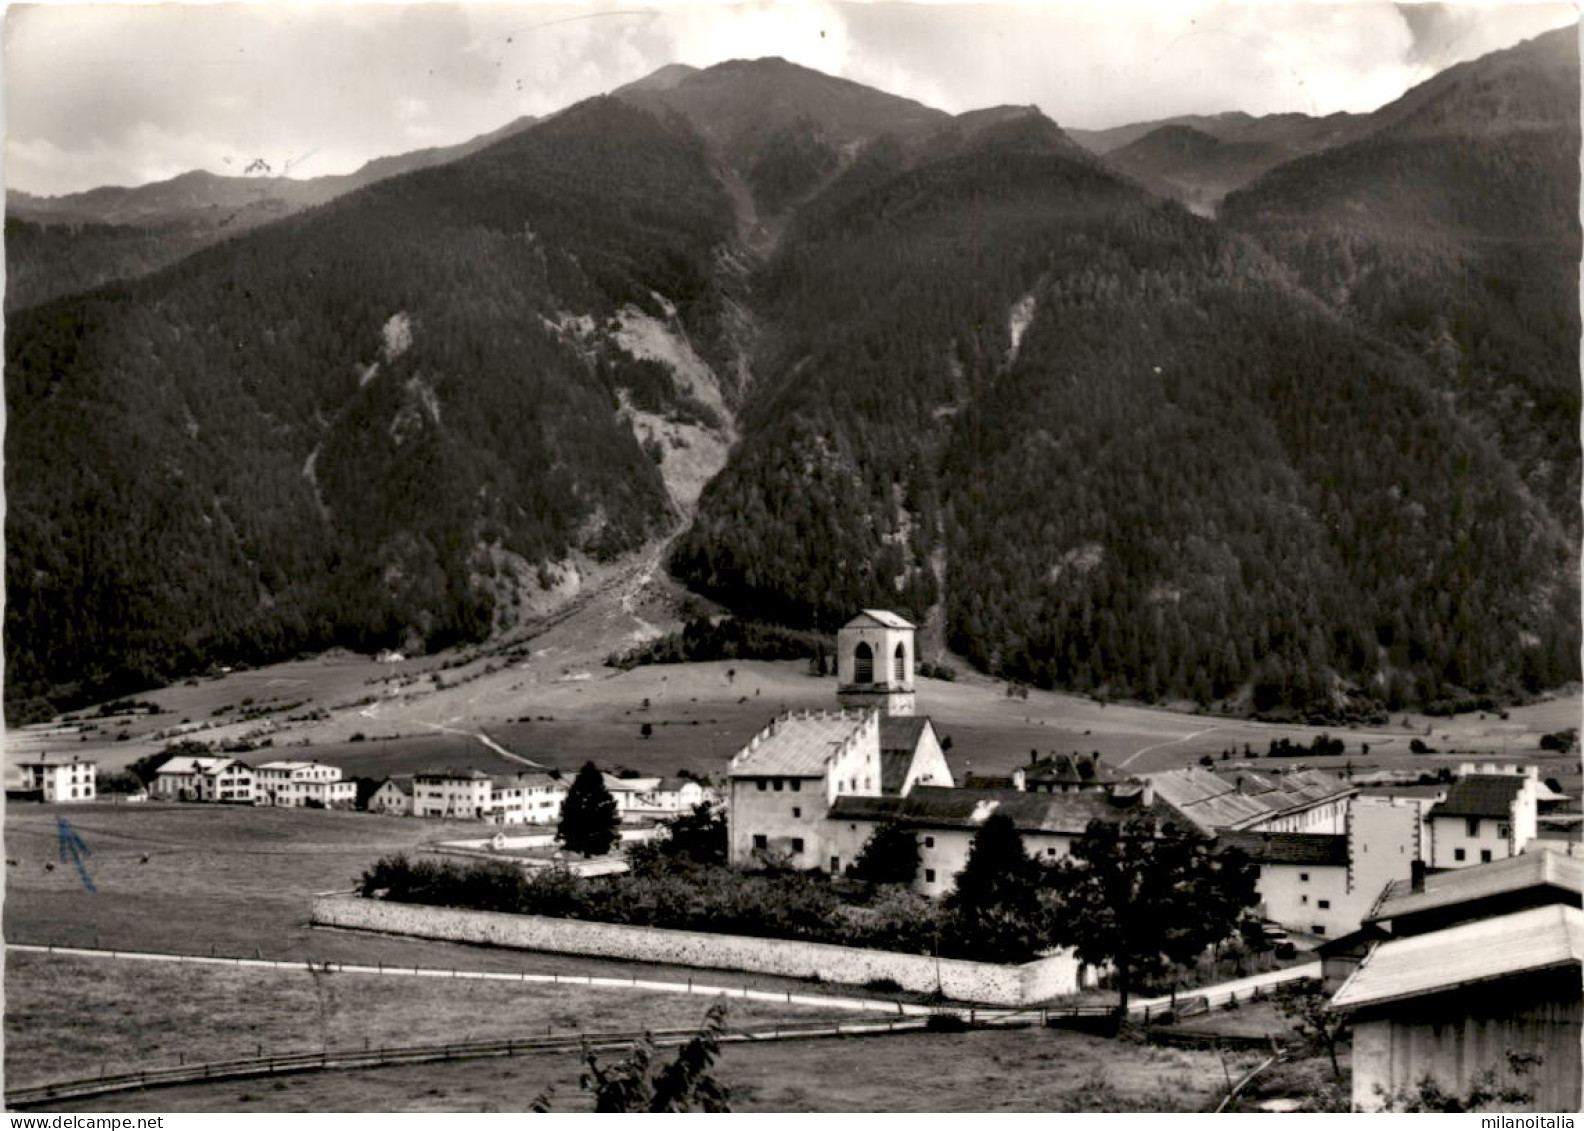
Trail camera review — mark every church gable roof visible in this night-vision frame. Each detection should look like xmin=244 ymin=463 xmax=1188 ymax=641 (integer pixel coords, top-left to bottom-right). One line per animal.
xmin=729 ymin=710 xmax=871 ymax=777
xmin=846 ymin=609 xmax=915 ymax=631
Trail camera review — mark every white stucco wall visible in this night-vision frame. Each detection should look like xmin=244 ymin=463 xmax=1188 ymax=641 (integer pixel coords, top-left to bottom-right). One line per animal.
xmin=311 ymin=894 xmax=1091 ymax=1005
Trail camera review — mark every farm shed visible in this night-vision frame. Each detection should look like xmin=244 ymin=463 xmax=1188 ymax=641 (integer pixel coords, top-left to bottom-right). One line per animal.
xmin=1332 ymin=904 xmax=1583 ymax=1112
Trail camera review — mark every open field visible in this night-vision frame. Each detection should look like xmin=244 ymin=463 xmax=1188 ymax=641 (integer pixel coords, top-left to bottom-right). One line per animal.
xmin=21 ymin=1023 xmax=1259 ymax=1113
xmin=12 ymin=600 xmax=1577 ymax=787
xmin=3 ymin=952 xmax=860 ymax=1092
xmin=2 ymin=804 xmax=963 ymax=1005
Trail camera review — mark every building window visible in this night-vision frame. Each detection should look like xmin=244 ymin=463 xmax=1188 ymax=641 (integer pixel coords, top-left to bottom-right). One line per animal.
xmin=854 ymin=642 xmax=873 ymax=683
xmin=753 ymin=835 xmax=768 ymax=850
xmin=791 ymin=838 xmax=804 ymax=854
xmin=1312 ymin=925 xmax=1326 ymax=936
xmin=1480 ymin=850 xmax=1493 ymax=863
xmin=1499 ymin=824 xmax=1511 ymax=839
xmin=1454 ymin=848 xmax=1466 ymax=862
xmin=1318 ymin=900 xmax=1330 ymax=909
xmin=791 ymin=780 xmax=801 ymax=792
xmin=792 ymin=807 xmax=801 ymax=819
xmin=831 ymin=857 xmax=840 ymax=873
xmin=894 ymin=643 xmax=906 ymax=683
xmin=757 ymin=781 xmax=767 ymax=791
xmin=1301 ymin=895 xmax=1309 ymax=905
xmin=1299 ymin=873 xmax=1309 ymax=883
xmin=924 ymin=836 xmax=934 ymax=848
xmin=774 ymin=779 xmax=784 ymax=792
xmin=924 ymin=869 xmax=936 ymax=883
xmin=1047 ymin=847 xmax=1058 ymax=856
xmin=1466 ymin=818 xmax=1480 ymax=838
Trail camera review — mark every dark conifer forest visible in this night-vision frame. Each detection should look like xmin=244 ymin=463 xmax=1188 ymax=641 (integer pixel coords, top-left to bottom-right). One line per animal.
xmin=8 ymin=28 xmax=1579 ymax=720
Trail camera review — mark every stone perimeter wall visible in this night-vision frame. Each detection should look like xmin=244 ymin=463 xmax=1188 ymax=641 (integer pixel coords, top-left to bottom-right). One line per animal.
xmin=311 ymin=894 xmax=1086 ymax=1006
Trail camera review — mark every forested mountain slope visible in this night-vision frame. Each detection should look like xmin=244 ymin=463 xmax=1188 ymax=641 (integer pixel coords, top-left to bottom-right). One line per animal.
xmin=6 ymin=98 xmax=737 ymax=715
xmin=5 ymin=116 xmax=537 ymax=311
xmin=1222 ymin=25 xmax=1581 ymax=531
xmin=8 ymin=40 xmax=1578 ymax=722
xmin=672 ymin=93 xmax=1578 ymax=716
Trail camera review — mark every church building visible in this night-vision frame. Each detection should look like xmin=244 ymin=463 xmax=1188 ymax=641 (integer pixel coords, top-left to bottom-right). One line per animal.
xmin=726 ymin=610 xmax=952 ymax=873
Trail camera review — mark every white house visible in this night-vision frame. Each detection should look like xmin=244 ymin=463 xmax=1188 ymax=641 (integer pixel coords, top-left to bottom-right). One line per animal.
xmin=368 ymin=776 xmax=413 ymax=816
xmin=1217 ymin=792 xmax=1424 ymax=939
xmin=412 ymin=768 xmax=493 ymax=819
xmin=254 ymin=760 xmax=356 ymax=808
xmin=150 ymin=755 xmax=256 ymax=803
xmin=10 ymin=754 xmax=97 ymax=802
xmin=488 ymin=773 xmax=567 ymax=825
xmin=625 ymin=777 xmax=722 ymax=817
xmin=601 ymin=774 xmax=665 ymax=816
xmin=1427 ymin=773 xmax=1539 ymax=869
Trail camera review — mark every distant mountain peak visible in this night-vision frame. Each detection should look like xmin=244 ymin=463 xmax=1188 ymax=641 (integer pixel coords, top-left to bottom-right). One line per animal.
xmin=613 ymin=62 xmax=699 ymax=96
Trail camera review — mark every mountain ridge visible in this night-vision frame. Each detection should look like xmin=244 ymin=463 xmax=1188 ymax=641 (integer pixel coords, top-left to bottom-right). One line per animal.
xmin=6 ymin=43 xmax=1578 ymax=723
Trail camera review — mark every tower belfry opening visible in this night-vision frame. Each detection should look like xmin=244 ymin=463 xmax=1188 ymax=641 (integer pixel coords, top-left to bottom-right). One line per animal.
xmin=836 ymin=609 xmax=916 ymax=717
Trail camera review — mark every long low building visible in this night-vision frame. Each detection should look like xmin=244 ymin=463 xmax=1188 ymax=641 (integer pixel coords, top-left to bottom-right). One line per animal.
xmin=829 ymin=782 xmax=1177 ymax=896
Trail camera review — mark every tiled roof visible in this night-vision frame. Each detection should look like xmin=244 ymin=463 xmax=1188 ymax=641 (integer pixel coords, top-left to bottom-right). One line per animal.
xmin=1430 ymin=776 xmax=1525 ymax=819
xmin=1024 ymin=753 xmax=1116 ymax=785
xmin=602 ymin=774 xmax=662 ymax=792
xmin=828 ymin=785 xmax=1174 ymax=836
xmin=848 ymin=609 xmax=915 ymax=630
xmin=1370 ymin=851 xmax=1584 ymax=924
xmin=158 ymin=755 xmax=244 ymax=775
xmin=1219 ymin=830 xmax=1350 ymax=867
xmin=878 ymin=716 xmax=929 ymax=752
xmin=1332 ymin=904 xmax=1584 ymax=1011
xmin=16 ymin=753 xmax=96 ymax=768
xmin=414 ymin=767 xmax=492 ymax=781
xmin=879 ymin=750 xmax=914 ymax=795
xmin=729 ymin=710 xmax=872 ymax=777
xmin=1141 ymin=768 xmax=1354 ymax=833
xmin=490 ymin=772 xmax=562 ymax=790
xmin=377 ymin=777 xmax=414 ymax=796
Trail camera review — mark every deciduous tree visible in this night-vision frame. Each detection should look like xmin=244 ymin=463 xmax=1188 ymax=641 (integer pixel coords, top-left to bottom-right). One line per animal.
xmin=1046 ymin=815 xmax=1258 ymax=1012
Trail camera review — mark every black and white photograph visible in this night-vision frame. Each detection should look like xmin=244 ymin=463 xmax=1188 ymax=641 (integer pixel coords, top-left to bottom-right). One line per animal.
xmin=4 ymin=0 xmax=1581 ymax=1115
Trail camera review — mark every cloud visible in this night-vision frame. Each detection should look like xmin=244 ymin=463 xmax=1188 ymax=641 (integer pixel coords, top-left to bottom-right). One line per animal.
xmin=6 ymin=1 xmax=1577 ymax=195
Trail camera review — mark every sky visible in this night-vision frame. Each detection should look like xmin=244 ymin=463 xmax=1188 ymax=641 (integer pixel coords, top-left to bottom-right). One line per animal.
xmin=6 ymin=1 xmax=1578 ymax=196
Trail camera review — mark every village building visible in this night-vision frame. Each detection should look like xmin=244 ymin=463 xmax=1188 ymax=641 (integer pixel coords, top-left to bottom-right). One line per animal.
xmin=9 ymin=754 xmax=97 ymax=802
xmin=1314 ymin=923 xmax=1390 ymax=991
xmin=368 ymin=776 xmax=413 ymax=816
xmin=254 ymin=760 xmax=357 ymax=808
xmin=1366 ymin=850 xmax=1584 ymax=939
xmin=601 ymin=773 xmax=665 ymax=816
xmin=488 ymin=772 xmax=567 ymax=825
xmin=727 ymin=612 xmax=952 ymax=872
xmin=1333 ymin=903 xmax=1583 ymax=1111
xmin=412 ymin=768 xmax=493 ymax=819
xmin=623 ymin=776 xmax=722 ymax=818
xmin=836 ymin=609 xmax=917 ymax=717
xmin=1141 ymin=766 xmax=1356 ymax=837
xmin=1012 ymin=752 xmax=1117 ymax=794
xmin=1426 ymin=772 xmax=1539 ymax=869
xmin=829 ymin=780 xmax=1175 ymax=896
xmin=150 ymin=755 xmax=256 ymax=803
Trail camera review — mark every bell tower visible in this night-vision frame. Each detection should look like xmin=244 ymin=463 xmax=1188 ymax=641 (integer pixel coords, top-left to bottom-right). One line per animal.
xmin=836 ymin=610 xmax=916 ymax=717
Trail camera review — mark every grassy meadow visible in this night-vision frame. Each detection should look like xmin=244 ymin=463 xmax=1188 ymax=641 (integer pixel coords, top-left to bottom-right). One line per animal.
xmin=20 ymin=1022 xmax=1261 ymax=1113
